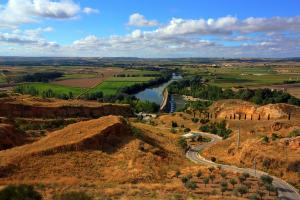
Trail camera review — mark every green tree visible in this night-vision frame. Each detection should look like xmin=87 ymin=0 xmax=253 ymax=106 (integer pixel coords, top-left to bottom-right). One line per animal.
xmin=178 ymin=138 xmax=187 ymax=151
xmin=237 ymin=185 xmax=248 ymax=197
xmin=185 ymin=180 xmax=197 ymax=190
xmin=209 ymin=174 xmax=216 ymax=183
xmin=0 ymin=185 xmax=42 ymax=200
xmin=220 ymin=181 xmax=228 ymax=196
xmin=265 ymin=183 xmax=275 ymax=195
xmin=203 ymin=177 xmax=209 ymax=187
xmin=260 ymin=175 xmax=273 ymax=185
xmin=221 ymin=171 xmax=227 ymax=179
xmin=196 ymin=171 xmax=202 ymax=178
xmin=230 ymin=178 xmax=237 ymax=188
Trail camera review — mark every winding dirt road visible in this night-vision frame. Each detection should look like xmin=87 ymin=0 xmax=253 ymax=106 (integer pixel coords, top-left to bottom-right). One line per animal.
xmin=186 ymin=131 xmax=300 ymax=200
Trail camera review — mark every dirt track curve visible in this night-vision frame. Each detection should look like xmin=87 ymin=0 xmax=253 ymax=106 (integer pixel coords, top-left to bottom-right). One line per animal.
xmin=186 ymin=131 xmax=300 ymax=200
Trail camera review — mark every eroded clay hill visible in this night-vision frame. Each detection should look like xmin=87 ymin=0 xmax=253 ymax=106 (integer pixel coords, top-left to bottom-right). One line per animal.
xmin=210 ymin=99 xmax=300 ymax=120
xmin=202 ymin=100 xmax=300 ymax=189
xmin=0 ymin=95 xmax=133 ymax=118
xmin=0 ymin=115 xmax=131 ymax=169
xmin=0 ymin=124 xmax=26 ymax=150
xmin=0 ymin=115 xmax=186 ymax=199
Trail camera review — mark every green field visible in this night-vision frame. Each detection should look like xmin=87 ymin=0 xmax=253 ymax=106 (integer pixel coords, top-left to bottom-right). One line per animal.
xmin=89 ymin=76 xmax=155 ymax=96
xmin=89 ymin=81 xmax=138 ymax=95
xmin=184 ymin=66 xmax=300 ymax=88
xmin=56 ymin=73 xmax=97 ymax=80
xmin=19 ymin=83 xmax=86 ymax=96
xmin=108 ymin=76 xmax=155 ymax=82
xmin=17 ymin=75 xmax=158 ymax=97
xmin=0 ymin=75 xmax=6 ymax=83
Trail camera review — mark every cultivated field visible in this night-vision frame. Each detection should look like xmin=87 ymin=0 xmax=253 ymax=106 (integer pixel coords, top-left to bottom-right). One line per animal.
xmin=183 ymin=66 xmax=300 ymax=88
xmin=20 ymin=83 xmax=86 ymax=97
xmin=52 ymin=67 xmax=124 ymax=88
xmin=89 ymin=76 xmax=156 ymax=96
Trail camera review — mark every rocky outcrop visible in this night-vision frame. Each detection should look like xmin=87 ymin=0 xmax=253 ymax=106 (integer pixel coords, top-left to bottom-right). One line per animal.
xmin=210 ymin=99 xmax=300 ymax=120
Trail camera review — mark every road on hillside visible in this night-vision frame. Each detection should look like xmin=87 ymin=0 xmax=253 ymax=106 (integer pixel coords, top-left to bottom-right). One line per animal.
xmin=186 ymin=131 xmax=300 ymax=200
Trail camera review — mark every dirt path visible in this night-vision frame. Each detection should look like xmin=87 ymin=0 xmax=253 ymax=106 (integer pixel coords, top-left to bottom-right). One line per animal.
xmin=186 ymin=131 xmax=300 ymax=200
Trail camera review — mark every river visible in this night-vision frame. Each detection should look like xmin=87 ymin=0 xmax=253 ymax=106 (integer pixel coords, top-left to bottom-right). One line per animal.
xmin=134 ymin=73 xmax=185 ymax=112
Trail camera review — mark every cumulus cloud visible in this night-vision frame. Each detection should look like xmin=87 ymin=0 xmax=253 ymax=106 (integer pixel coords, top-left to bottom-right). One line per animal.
xmin=128 ymin=13 xmax=158 ymax=27
xmin=2 ymin=14 xmax=300 ymax=57
xmin=83 ymin=7 xmax=99 ymax=14
xmin=152 ymin=16 xmax=300 ymax=38
xmin=0 ymin=0 xmax=97 ymax=28
xmin=0 ymin=28 xmax=59 ymax=49
xmin=69 ymin=15 xmax=300 ymax=57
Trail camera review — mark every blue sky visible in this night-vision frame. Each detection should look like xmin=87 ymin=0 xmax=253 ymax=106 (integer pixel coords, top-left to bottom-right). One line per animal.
xmin=0 ymin=0 xmax=300 ymax=57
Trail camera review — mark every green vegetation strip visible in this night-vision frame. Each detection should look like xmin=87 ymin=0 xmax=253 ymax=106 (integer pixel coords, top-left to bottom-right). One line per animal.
xmin=15 ymin=83 xmax=86 ymax=97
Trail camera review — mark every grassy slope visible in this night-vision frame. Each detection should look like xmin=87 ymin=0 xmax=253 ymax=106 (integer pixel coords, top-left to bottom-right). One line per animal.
xmin=22 ymin=83 xmax=86 ymax=96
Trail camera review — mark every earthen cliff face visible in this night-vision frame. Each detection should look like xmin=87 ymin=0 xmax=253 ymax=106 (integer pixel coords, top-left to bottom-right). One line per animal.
xmin=210 ymin=100 xmax=300 ymax=120
xmin=0 ymin=100 xmax=133 ymax=119
xmin=0 ymin=124 xmax=26 ymax=150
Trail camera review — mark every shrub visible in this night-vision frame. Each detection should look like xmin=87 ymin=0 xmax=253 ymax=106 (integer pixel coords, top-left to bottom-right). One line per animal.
xmin=209 ymin=174 xmax=216 ymax=183
xmin=211 ymin=157 xmax=216 ymax=162
xmin=257 ymin=190 xmax=265 ymax=200
xmin=220 ymin=171 xmax=227 ymax=179
xmin=220 ymin=181 xmax=228 ymax=196
xmin=175 ymin=170 xmax=181 ymax=177
xmin=262 ymin=136 xmax=269 ymax=143
xmin=0 ymin=184 xmax=42 ymax=200
xmin=181 ymin=176 xmax=190 ymax=184
xmin=271 ymin=133 xmax=280 ymax=141
xmin=287 ymin=160 xmax=300 ymax=173
xmin=184 ymin=127 xmax=191 ymax=133
xmin=200 ymin=118 xmax=209 ymax=124
xmin=171 ymin=121 xmax=178 ymax=128
xmin=185 ymin=180 xmax=197 ymax=190
xmin=199 ymin=121 xmax=232 ymax=139
xmin=178 ymin=138 xmax=187 ymax=150
xmin=289 ymin=129 xmax=300 ymax=137
xmin=170 ymin=127 xmax=177 ymax=134
xmin=265 ymin=183 xmax=276 ymax=195
xmin=53 ymin=191 xmax=93 ymax=200
xmin=208 ymin=166 xmax=215 ymax=173
xmin=239 ymin=175 xmax=246 ymax=184
xmin=260 ymin=175 xmax=273 ymax=185
xmin=192 ymin=118 xmax=199 ymax=123
xmin=203 ymin=177 xmax=209 ymax=187
xmin=230 ymin=178 xmax=237 ymax=188
xmin=196 ymin=171 xmax=202 ymax=178
xmin=237 ymin=185 xmax=248 ymax=197
xmin=242 ymin=172 xmax=250 ymax=179
xmin=249 ymin=193 xmax=260 ymax=200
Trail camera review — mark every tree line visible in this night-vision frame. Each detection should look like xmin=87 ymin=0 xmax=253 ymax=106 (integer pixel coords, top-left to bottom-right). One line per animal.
xmin=16 ymin=72 xmax=63 ymax=83
xmin=119 ymin=72 xmax=172 ymax=94
xmin=168 ymin=75 xmax=300 ymax=106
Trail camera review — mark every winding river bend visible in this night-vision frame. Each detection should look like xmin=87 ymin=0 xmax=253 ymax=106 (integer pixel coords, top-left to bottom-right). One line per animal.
xmin=134 ymin=73 xmax=184 ymax=112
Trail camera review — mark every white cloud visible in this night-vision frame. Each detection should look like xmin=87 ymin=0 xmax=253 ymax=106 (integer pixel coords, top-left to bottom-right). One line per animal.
xmin=0 ymin=0 xmax=97 ymax=28
xmin=0 ymin=28 xmax=59 ymax=49
xmin=83 ymin=7 xmax=99 ymax=14
xmin=1 ymin=14 xmax=300 ymax=57
xmin=151 ymin=16 xmax=300 ymax=38
xmin=128 ymin=13 xmax=158 ymax=27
